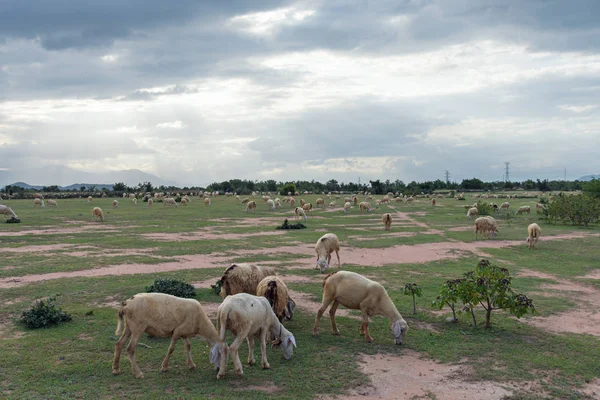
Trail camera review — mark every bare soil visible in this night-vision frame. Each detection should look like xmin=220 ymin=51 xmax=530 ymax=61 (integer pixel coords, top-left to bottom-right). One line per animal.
xmin=141 ymin=230 xmax=286 ymax=242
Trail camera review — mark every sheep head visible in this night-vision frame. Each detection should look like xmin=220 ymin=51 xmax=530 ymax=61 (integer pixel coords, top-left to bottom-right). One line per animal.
xmin=279 ymin=326 xmax=297 ymax=360
xmin=283 ymin=298 xmax=296 ymax=321
xmin=209 ymin=342 xmax=225 ymax=370
xmin=392 ymin=319 xmax=408 ymax=345
xmin=316 ymin=258 xmax=329 ymax=273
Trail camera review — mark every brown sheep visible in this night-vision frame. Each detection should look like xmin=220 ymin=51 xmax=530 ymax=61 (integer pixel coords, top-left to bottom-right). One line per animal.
xmin=382 ymin=213 xmax=392 ymax=231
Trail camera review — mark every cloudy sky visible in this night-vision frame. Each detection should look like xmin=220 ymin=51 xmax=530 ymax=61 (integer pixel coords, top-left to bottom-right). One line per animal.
xmin=1 ymin=0 xmax=599 ymax=187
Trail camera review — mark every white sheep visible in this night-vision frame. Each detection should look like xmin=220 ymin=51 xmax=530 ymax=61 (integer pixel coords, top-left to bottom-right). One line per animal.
xmin=500 ymin=202 xmax=510 ymax=210
xmin=315 ymin=233 xmax=341 ymax=273
xmin=33 ymin=198 xmax=45 ymax=208
xmin=180 ymin=198 xmax=189 ymax=206
xmin=328 ymin=201 xmax=336 ymax=207
xmin=163 ymin=198 xmax=178 ymax=207
xmin=216 ymin=293 xmax=296 ymax=378
xmin=87 ymin=196 xmax=93 ymax=203
xmin=316 ymin=198 xmax=325 ymax=208
xmin=343 ymin=202 xmax=351 ymax=214
xmin=0 ymin=204 xmax=19 ymax=219
xmin=46 ymin=199 xmax=58 ymax=207
xmin=474 ymin=216 xmax=498 ymax=240
xmin=112 ymin=293 xmax=226 ymax=379
xmin=359 ymin=202 xmax=372 ymax=213
xmin=132 ymin=198 xmax=138 ymax=205
xmin=431 ymin=198 xmax=436 ymax=206
xmin=204 ymin=197 xmax=211 ymax=206
xmin=382 ymin=213 xmax=392 ymax=231
xmin=526 ymin=223 xmax=541 ymax=250
xmin=312 ymin=271 xmax=408 ymax=344
xmin=245 ymin=201 xmax=257 ymax=213
xmin=516 ymin=206 xmax=531 ymax=215
xmin=266 ymin=199 xmax=275 ymax=211
xmin=112 ymin=200 xmax=119 ymax=208
xmin=147 ymin=198 xmax=153 ymax=207
xmin=274 ymin=198 xmax=281 ymax=209
xmin=92 ymin=207 xmax=104 ymax=222
xmin=294 ymin=206 xmax=307 ymax=221
xmin=466 ymin=207 xmax=479 ymax=219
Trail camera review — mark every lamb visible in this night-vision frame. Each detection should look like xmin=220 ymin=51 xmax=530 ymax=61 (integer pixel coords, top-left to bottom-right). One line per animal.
xmin=33 ymin=198 xmax=45 ymax=208
xmin=92 ymin=207 xmax=104 ymax=222
xmin=266 ymin=199 xmax=275 ymax=211
xmin=46 ymin=199 xmax=58 ymax=207
xmin=112 ymin=293 xmax=226 ymax=379
xmin=526 ymin=223 xmax=541 ymax=250
xmin=466 ymin=207 xmax=479 ymax=219
xmin=359 ymin=202 xmax=372 ymax=213
xmin=516 ymin=206 xmax=531 ymax=215
xmin=294 ymin=206 xmax=307 ymax=221
xmin=474 ymin=216 xmax=498 ymax=240
xmin=219 ymin=263 xmax=276 ymax=299
xmin=343 ymin=202 xmax=352 ymax=214
xmin=0 ymin=205 xmax=19 ymax=219
xmin=113 ymin=200 xmax=119 ymax=208
xmin=216 ymin=293 xmax=297 ymax=378
xmin=256 ymin=276 xmax=295 ymax=322
xmin=315 ymin=233 xmax=341 ymax=273
xmin=312 ymin=271 xmax=408 ymax=344
xmin=316 ymin=198 xmax=325 ymax=208
xmin=204 ymin=197 xmax=211 ymax=206
xmin=245 ymin=201 xmax=257 ymax=213
xmin=382 ymin=213 xmax=392 ymax=231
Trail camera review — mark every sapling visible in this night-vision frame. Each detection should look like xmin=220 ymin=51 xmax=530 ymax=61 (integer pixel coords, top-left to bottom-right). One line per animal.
xmin=403 ymin=283 xmax=422 ymax=315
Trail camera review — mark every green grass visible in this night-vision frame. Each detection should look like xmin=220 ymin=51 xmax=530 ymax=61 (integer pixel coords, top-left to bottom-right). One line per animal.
xmin=0 ymin=195 xmax=599 ymax=399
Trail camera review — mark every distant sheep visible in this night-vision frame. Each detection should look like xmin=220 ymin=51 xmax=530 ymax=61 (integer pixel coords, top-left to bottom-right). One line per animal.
xmin=516 ymin=206 xmax=531 ymax=215
xmin=46 ymin=199 xmax=58 ymax=207
xmin=474 ymin=216 xmax=497 ymax=240
xmin=343 ymin=202 xmax=352 ymax=214
xmin=147 ymin=198 xmax=153 ymax=207
xmin=526 ymin=223 xmax=541 ymax=250
xmin=92 ymin=207 xmax=104 ymax=222
xmin=113 ymin=200 xmax=119 ymax=208
xmin=241 ymin=198 xmax=250 ymax=204
xmin=316 ymin=198 xmax=325 ymax=208
xmin=328 ymin=201 xmax=336 ymax=207
xmin=466 ymin=207 xmax=479 ymax=219
xmin=500 ymin=202 xmax=510 ymax=210
xmin=431 ymin=198 xmax=436 ymax=206
xmin=382 ymin=213 xmax=392 ymax=231
xmin=294 ymin=206 xmax=307 ymax=221
xmin=33 ymin=198 xmax=45 ymax=208
xmin=266 ymin=199 xmax=275 ymax=210
xmin=315 ymin=233 xmax=341 ymax=273
xmin=204 ymin=197 xmax=211 ymax=207
xmin=0 ymin=204 xmax=19 ymax=219
xmin=302 ymin=203 xmax=313 ymax=212
xmin=87 ymin=196 xmax=93 ymax=203
xmin=245 ymin=201 xmax=256 ymax=213
xmin=163 ymin=198 xmax=177 ymax=207
xmin=359 ymin=202 xmax=372 ymax=213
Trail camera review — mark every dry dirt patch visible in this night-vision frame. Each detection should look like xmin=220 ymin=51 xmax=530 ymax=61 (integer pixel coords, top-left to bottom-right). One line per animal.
xmin=141 ymin=230 xmax=286 ymax=242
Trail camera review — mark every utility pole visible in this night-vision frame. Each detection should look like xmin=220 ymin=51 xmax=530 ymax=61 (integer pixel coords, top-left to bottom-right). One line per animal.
xmin=564 ymin=167 xmax=567 ymax=181
xmin=445 ymin=170 xmax=450 ymax=185
xmin=504 ymin=162 xmax=510 ymax=182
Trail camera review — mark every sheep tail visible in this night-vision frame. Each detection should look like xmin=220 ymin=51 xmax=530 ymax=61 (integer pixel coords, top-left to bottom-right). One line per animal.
xmin=115 ymin=308 xmax=126 ymax=336
xmin=322 ymin=271 xmax=339 ymax=287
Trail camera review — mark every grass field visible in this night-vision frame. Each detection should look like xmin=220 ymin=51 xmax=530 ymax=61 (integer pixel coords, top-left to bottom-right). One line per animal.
xmin=1 ymin=194 xmax=599 ymax=399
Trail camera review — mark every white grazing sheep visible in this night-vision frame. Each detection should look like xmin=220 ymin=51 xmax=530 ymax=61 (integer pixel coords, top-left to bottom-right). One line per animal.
xmin=0 ymin=204 xmax=19 ymax=219
xmin=129 ymin=193 xmax=136 ymax=199
xmin=87 ymin=196 xmax=93 ymax=203
xmin=147 ymin=198 xmax=153 ymax=207
xmin=316 ymin=198 xmax=325 ymax=208
xmin=240 ymin=197 xmax=250 ymax=204
xmin=204 ymin=197 xmax=211 ymax=206
xmin=313 ymin=271 xmax=408 ymax=344
xmin=431 ymin=198 xmax=436 ymax=206
xmin=132 ymin=198 xmax=138 ymax=205
xmin=294 ymin=206 xmax=307 ymax=221
xmin=163 ymin=198 xmax=177 ymax=207
xmin=315 ymin=233 xmax=341 ymax=273
xmin=245 ymin=201 xmax=257 ymax=213
xmin=180 ymin=198 xmax=189 ymax=206
xmin=92 ymin=207 xmax=104 ymax=222
xmin=266 ymin=199 xmax=275 ymax=211
xmin=302 ymin=203 xmax=312 ymax=212
xmin=46 ymin=199 xmax=58 ymax=207
xmin=33 ymin=198 xmax=45 ymax=208
xmin=474 ymin=216 xmax=498 ymax=240
xmin=112 ymin=200 xmax=119 ymax=208
xmin=343 ymin=202 xmax=352 ymax=214
xmin=516 ymin=206 xmax=531 ymax=215
xmin=256 ymin=276 xmax=295 ymax=322
xmin=500 ymin=202 xmax=510 ymax=210
xmin=382 ymin=213 xmax=392 ymax=231
xmin=328 ymin=201 xmax=336 ymax=207
xmin=216 ymin=293 xmax=296 ymax=378
xmin=112 ymin=293 xmax=226 ymax=379
xmin=299 ymin=199 xmax=306 ymax=207
xmin=359 ymin=202 xmax=372 ymax=213
xmin=274 ymin=198 xmax=281 ymax=209
xmin=466 ymin=207 xmax=479 ymax=219
xmin=526 ymin=223 xmax=541 ymax=250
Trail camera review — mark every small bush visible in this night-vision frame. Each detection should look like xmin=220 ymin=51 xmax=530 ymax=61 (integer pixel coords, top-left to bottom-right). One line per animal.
xmin=475 ymin=201 xmax=493 ymax=216
xmin=276 ymin=218 xmax=307 ymax=230
xmin=146 ymin=278 xmax=197 ymax=298
xmin=21 ymin=297 xmax=72 ymax=329
xmin=6 ymin=217 xmax=20 ymax=223
xmin=210 ymin=280 xmax=222 ymax=295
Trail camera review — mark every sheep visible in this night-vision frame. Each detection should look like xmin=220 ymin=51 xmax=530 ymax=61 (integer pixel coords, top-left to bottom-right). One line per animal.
xmin=132 ymin=198 xmax=138 ymax=205
xmin=219 ymin=263 xmax=276 ymax=299
xmin=274 ymin=198 xmax=281 ymax=209
xmin=129 ymin=193 xmax=136 ymax=199
xmin=536 ymin=202 xmax=546 ymax=210
xmin=147 ymin=198 xmax=153 ymax=207
xmin=46 ymin=199 xmax=58 ymax=207
xmin=500 ymin=202 xmax=510 ymax=210
xmin=112 ymin=293 xmax=226 ymax=379
xmin=289 ymin=198 xmax=296 ymax=208
xmin=294 ymin=206 xmax=307 ymax=221
xmin=474 ymin=216 xmax=498 ymax=240
xmin=204 ymin=197 xmax=211 ymax=207
xmin=382 ymin=213 xmax=392 ymax=231
xmin=312 ymin=271 xmax=408 ymax=344
xmin=266 ymin=199 xmax=275 ymax=211
xmin=316 ymin=198 xmax=325 ymax=208
xmin=92 ymin=207 xmax=104 ymax=222
xmin=0 ymin=204 xmax=19 ymax=219
xmin=299 ymin=199 xmax=306 ymax=207
xmin=256 ymin=276 xmax=295 ymax=322
xmin=404 ymin=196 xmax=414 ymax=204
xmin=240 ymin=197 xmax=250 ymax=204
xmin=33 ymin=198 xmax=45 ymax=208
xmin=359 ymin=202 xmax=372 ymax=213
xmin=245 ymin=201 xmax=257 ymax=213
xmin=315 ymin=233 xmax=341 ymax=273
xmin=352 ymin=196 xmax=358 ymax=206
xmin=431 ymin=198 xmax=436 ymax=206
xmin=112 ymin=200 xmax=119 ymax=208
xmin=163 ymin=197 xmax=178 ymax=207
xmin=466 ymin=207 xmax=479 ymax=219
xmin=302 ymin=203 xmax=313 ymax=212
xmin=526 ymin=223 xmax=541 ymax=250
xmin=343 ymin=202 xmax=352 ymax=214
xmin=180 ymin=198 xmax=188 ymax=206
xmin=87 ymin=196 xmax=93 ymax=203
xmin=516 ymin=206 xmax=531 ymax=215
xmin=216 ymin=293 xmax=296 ymax=378
xmin=328 ymin=201 xmax=336 ymax=207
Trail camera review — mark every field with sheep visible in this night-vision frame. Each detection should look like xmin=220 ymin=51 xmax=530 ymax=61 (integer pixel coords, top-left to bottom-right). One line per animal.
xmin=1 ymin=194 xmax=600 ymax=399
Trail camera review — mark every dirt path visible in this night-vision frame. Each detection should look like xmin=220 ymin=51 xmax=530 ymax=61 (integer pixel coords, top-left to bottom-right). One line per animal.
xmin=386 ymin=205 xmax=431 ymax=229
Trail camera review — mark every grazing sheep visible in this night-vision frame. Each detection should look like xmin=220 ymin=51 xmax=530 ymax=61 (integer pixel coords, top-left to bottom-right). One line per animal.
xmin=180 ymin=198 xmax=189 ymax=206
xmin=516 ymin=206 xmax=531 ymax=215
xmin=216 ymin=293 xmax=297 ymax=378
xmin=302 ymin=203 xmax=313 ymax=212
xmin=359 ymin=202 xmax=372 ymax=213
xmin=204 ymin=197 xmax=211 ymax=207
xmin=0 ymin=205 xmax=19 ymax=219
xmin=404 ymin=196 xmax=414 ymax=204
xmin=92 ymin=207 xmax=104 ymax=222
xmin=132 ymin=198 xmax=138 ymax=205
xmin=328 ymin=201 xmax=336 ymax=207
xmin=266 ymin=199 xmax=275 ymax=211
xmin=163 ymin=198 xmax=178 ymax=207
xmin=33 ymin=198 xmax=45 ymax=208
xmin=289 ymin=198 xmax=296 ymax=208
xmin=112 ymin=200 xmax=119 ymax=208
xmin=526 ymin=223 xmax=541 ymax=250
xmin=274 ymin=198 xmax=281 ymax=209
xmin=219 ymin=263 xmax=276 ymax=299
xmin=87 ymin=196 xmax=93 ymax=203
xmin=315 ymin=233 xmax=341 ymax=273
xmin=466 ymin=207 xmax=479 ymax=219
xmin=431 ymin=198 xmax=436 ymax=206
xmin=312 ymin=271 xmax=408 ymax=344
xmin=129 ymin=193 xmax=136 ymax=199
xmin=241 ymin=198 xmax=250 ymax=204
xmin=147 ymin=198 xmax=153 ymax=207
xmin=352 ymin=196 xmax=358 ymax=206
xmin=536 ymin=202 xmax=546 ymax=210
xmin=316 ymin=198 xmax=325 ymax=208
xmin=294 ymin=206 xmax=307 ymax=221
xmin=256 ymin=276 xmax=295 ymax=322
xmin=46 ymin=199 xmax=58 ymax=207
xmin=245 ymin=201 xmax=257 ymax=213
xmin=474 ymin=216 xmax=498 ymax=240
xmin=299 ymin=199 xmax=306 ymax=207
xmin=112 ymin=293 xmax=226 ymax=379
xmin=382 ymin=213 xmax=392 ymax=231
xmin=343 ymin=202 xmax=352 ymax=214
xmin=500 ymin=202 xmax=510 ymax=210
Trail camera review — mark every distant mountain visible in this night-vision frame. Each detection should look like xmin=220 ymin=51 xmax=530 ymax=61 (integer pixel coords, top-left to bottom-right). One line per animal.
xmin=0 ymin=166 xmax=179 ymax=188
xmin=578 ymin=174 xmax=600 ymax=181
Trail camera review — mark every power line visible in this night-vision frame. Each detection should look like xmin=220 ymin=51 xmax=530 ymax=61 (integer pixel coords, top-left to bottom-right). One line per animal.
xmin=504 ymin=162 xmax=510 ymax=182
xmin=445 ymin=170 xmax=450 ymax=184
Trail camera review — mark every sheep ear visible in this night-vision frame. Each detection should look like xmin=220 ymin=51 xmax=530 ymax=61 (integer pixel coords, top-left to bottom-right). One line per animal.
xmin=288 ymin=335 xmax=297 ymax=348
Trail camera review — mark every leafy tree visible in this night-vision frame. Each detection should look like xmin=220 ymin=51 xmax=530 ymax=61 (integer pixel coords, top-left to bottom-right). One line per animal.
xmin=583 ymin=179 xmax=600 ymax=198
xmin=80 ymin=186 xmax=86 ymax=192
xmin=460 ymin=178 xmax=484 ymax=190
xmin=369 ymin=179 xmax=383 ymax=194
xmin=280 ymin=183 xmax=297 ymax=196
xmin=403 ymin=283 xmax=423 ymax=315
xmin=432 ymin=279 xmax=463 ymax=322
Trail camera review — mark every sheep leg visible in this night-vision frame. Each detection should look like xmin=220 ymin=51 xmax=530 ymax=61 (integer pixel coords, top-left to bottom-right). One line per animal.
xmin=247 ymin=336 xmax=256 ymax=366
xmin=112 ymin=326 xmax=132 ymax=375
xmin=229 ymin=328 xmax=251 ymax=376
xmin=360 ymin=312 xmax=373 ymax=343
xmin=335 ymin=250 xmax=341 ymax=268
xmin=161 ymin=334 xmax=182 ymax=372
xmin=126 ymin=331 xmax=145 ymax=378
xmin=329 ymin=301 xmax=341 ymax=335
xmin=259 ymin=328 xmax=270 ymax=369
xmin=313 ymin=294 xmax=335 ymax=337
xmin=184 ymin=338 xmax=196 ymax=370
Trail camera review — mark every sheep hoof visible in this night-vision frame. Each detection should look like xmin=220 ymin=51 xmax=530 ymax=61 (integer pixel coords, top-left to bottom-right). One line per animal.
xmin=262 ymin=363 xmax=270 ymax=370
xmin=217 ymin=373 xmax=225 ymax=380
xmin=235 ymin=369 xmax=244 ymax=377
xmin=135 ymin=373 xmax=144 ymax=379
xmin=112 ymin=369 xmax=121 ymax=375
xmin=188 ymin=364 xmax=197 ymax=370
xmin=332 ymin=330 xmax=341 ymax=336
xmin=366 ymin=337 xmax=374 ymax=343
xmin=312 ymin=329 xmax=319 ymax=337
xmin=248 ymin=360 xmax=256 ymax=366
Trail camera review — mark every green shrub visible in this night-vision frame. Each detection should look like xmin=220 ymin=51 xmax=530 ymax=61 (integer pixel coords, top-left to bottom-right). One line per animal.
xmin=403 ymin=283 xmax=422 ymax=315
xmin=543 ymin=193 xmax=600 ymax=227
xmin=475 ymin=201 xmax=493 ymax=216
xmin=210 ymin=280 xmax=222 ymax=295
xmin=20 ymin=297 xmax=72 ymax=329
xmin=146 ymin=278 xmax=197 ymax=298
xmin=279 ymin=183 xmax=297 ymax=196
xmin=276 ymin=219 xmax=306 ymax=229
